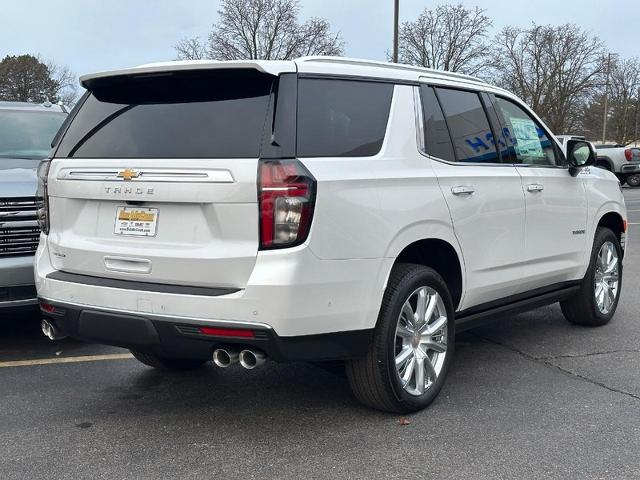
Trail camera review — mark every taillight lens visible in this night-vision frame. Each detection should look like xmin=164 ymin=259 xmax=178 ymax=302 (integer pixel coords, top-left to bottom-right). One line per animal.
xmin=36 ymin=160 xmax=51 ymax=234
xmin=258 ymin=159 xmax=316 ymax=249
xmin=625 ymin=149 xmax=633 ymax=161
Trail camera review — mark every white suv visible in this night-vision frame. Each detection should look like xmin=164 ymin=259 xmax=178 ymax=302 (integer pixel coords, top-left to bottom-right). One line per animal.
xmin=35 ymin=57 xmax=627 ymax=413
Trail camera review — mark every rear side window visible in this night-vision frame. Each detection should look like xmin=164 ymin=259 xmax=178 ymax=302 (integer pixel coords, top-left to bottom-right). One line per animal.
xmin=296 ymin=79 xmax=393 ymax=157
xmin=420 ymin=86 xmax=455 ymax=162
xmin=55 ymin=70 xmax=273 ymax=158
xmin=435 ymin=88 xmax=499 ymax=163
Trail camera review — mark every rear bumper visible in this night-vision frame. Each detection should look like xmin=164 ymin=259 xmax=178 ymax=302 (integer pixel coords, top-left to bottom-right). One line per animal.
xmin=0 ymin=254 xmax=37 ymax=309
xmin=620 ymin=163 xmax=640 ymax=174
xmin=39 ymin=298 xmax=372 ymax=362
xmin=35 ymin=236 xmax=391 ymax=338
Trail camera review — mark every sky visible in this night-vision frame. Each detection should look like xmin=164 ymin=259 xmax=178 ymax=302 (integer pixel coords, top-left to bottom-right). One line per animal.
xmin=1 ymin=0 xmax=638 ymax=82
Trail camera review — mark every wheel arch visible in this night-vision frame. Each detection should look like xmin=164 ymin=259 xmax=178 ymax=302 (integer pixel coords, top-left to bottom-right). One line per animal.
xmin=389 ymin=237 xmax=464 ymax=311
xmin=595 ymin=156 xmax=614 ymax=171
xmin=384 ymin=232 xmax=465 ymax=309
xmin=597 ymin=210 xmax=626 ymax=255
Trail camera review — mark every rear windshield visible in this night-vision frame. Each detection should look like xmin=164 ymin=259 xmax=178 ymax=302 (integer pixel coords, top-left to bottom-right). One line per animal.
xmin=0 ymin=110 xmax=66 ymax=160
xmin=55 ymin=70 xmax=273 ymax=159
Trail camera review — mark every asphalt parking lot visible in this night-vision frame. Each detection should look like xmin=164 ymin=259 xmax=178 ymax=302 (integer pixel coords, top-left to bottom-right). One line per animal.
xmin=2 ymin=189 xmax=640 ymax=480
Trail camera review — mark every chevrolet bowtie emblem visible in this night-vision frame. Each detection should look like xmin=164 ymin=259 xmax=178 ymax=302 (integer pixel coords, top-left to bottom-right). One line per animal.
xmin=117 ymin=169 xmax=140 ymax=181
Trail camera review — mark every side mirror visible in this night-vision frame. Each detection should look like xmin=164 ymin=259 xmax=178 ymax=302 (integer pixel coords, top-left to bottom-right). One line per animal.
xmin=566 ymin=140 xmax=595 ymax=170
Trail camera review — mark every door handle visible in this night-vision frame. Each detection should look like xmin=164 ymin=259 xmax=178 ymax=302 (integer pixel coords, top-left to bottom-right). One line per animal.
xmin=451 ymin=186 xmax=475 ymax=196
xmin=526 ymin=184 xmax=544 ymax=192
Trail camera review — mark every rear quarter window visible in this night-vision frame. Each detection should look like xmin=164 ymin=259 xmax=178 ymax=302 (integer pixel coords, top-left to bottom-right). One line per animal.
xmin=54 ymin=70 xmax=273 ymax=159
xmin=296 ymin=78 xmax=393 ymax=157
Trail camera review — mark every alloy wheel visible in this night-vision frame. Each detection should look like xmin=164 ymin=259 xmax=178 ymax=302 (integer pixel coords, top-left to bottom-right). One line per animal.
xmin=594 ymin=241 xmax=620 ymax=315
xmin=394 ymin=286 xmax=448 ymax=396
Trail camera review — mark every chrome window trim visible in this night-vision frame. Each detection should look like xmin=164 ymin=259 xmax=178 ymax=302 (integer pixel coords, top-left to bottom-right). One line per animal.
xmin=412 ymin=86 xmax=426 ymax=153
xmin=515 ymin=163 xmax=569 ymax=170
xmin=418 ymin=150 xmax=517 ymax=167
xmin=412 ymin=83 xmax=568 ymax=170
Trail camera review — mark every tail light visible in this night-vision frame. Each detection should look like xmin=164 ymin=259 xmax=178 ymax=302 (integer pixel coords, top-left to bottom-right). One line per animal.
xmin=36 ymin=160 xmax=51 ymax=234
xmin=258 ymin=159 xmax=316 ymax=249
xmin=625 ymin=149 xmax=633 ymax=161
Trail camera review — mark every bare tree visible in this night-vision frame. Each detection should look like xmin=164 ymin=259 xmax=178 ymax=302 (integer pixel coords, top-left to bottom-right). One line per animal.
xmin=0 ymin=54 xmax=78 ymax=105
xmin=608 ymin=57 xmax=640 ymax=143
xmin=174 ymin=37 xmax=208 ymax=61
xmin=397 ymin=4 xmax=491 ymax=75
xmin=572 ymin=56 xmax=640 ymax=143
xmin=46 ymin=60 xmax=78 ymax=106
xmin=489 ymin=24 xmax=606 ymax=132
xmin=174 ymin=0 xmax=344 ymax=61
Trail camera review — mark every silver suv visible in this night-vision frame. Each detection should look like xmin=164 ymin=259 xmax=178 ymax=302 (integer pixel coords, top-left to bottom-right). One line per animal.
xmin=0 ymin=101 xmax=67 ymax=310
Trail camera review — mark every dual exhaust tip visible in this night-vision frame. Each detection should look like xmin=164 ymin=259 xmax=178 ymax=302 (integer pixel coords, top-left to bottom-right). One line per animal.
xmin=213 ymin=348 xmax=266 ymax=369
xmin=41 ymin=319 xmax=67 ymax=341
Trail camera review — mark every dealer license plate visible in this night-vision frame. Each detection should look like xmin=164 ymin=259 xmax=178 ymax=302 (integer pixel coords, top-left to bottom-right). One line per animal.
xmin=114 ymin=207 xmax=159 ymax=237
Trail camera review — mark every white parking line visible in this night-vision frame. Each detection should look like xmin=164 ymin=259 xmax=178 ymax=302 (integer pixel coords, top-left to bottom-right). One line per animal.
xmin=0 ymin=353 xmax=133 ymax=368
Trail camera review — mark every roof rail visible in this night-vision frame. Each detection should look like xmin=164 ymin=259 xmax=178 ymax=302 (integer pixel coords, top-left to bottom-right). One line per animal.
xmin=296 ymin=56 xmax=486 ymax=84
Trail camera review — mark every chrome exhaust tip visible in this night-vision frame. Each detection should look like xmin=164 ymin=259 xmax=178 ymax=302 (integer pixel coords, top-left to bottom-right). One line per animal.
xmin=212 ymin=348 xmax=238 ymax=368
xmin=41 ymin=319 xmax=66 ymax=341
xmin=239 ymin=349 xmax=266 ymax=370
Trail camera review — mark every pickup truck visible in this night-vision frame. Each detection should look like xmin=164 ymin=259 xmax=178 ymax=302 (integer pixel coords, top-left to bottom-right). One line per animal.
xmin=593 ymin=143 xmax=640 ymax=186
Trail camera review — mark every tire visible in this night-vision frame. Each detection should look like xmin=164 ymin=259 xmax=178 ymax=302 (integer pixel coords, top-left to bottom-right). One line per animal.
xmin=626 ymin=175 xmax=640 ymax=187
xmin=130 ymin=350 xmax=208 ymax=370
xmin=560 ymin=227 xmax=622 ymax=326
xmin=346 ymin=263 xmax=455 ymax=413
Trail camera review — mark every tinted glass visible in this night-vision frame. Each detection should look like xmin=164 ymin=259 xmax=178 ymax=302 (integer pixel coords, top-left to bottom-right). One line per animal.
xmin=0 ymin=110 xmax=66 ymax=160
xmin=297 ymin=79 xmax=393 ymax=157
xmin=420 ymin=86 xmax=455 ymax=162
xmin=55 ymin=70 xmax=273 ymax=158
xmin=435 ymin=88 xmax=499 ymax=163
xmin=495 ymin=97 xmax=559 ymax=166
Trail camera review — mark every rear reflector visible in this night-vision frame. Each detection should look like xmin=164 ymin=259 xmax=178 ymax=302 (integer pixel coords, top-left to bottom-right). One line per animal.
xmin=625 ymin=149 xmax=633 ymax=161
xmin=40 ymin=303 xmax=56 ymax=313
xmin=198 ymin=326 xmax=255 ymax=338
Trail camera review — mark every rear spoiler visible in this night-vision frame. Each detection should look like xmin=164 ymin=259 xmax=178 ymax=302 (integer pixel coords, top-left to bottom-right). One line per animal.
xmin=80 ymin=60 xmax=297 ymax=90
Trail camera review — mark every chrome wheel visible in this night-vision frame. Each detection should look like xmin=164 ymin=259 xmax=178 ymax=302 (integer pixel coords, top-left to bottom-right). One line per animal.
xmin=594 ymin=241 xmax=620 ymax=315
xmin=394 ymin=286 xmax=448 ymax=396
